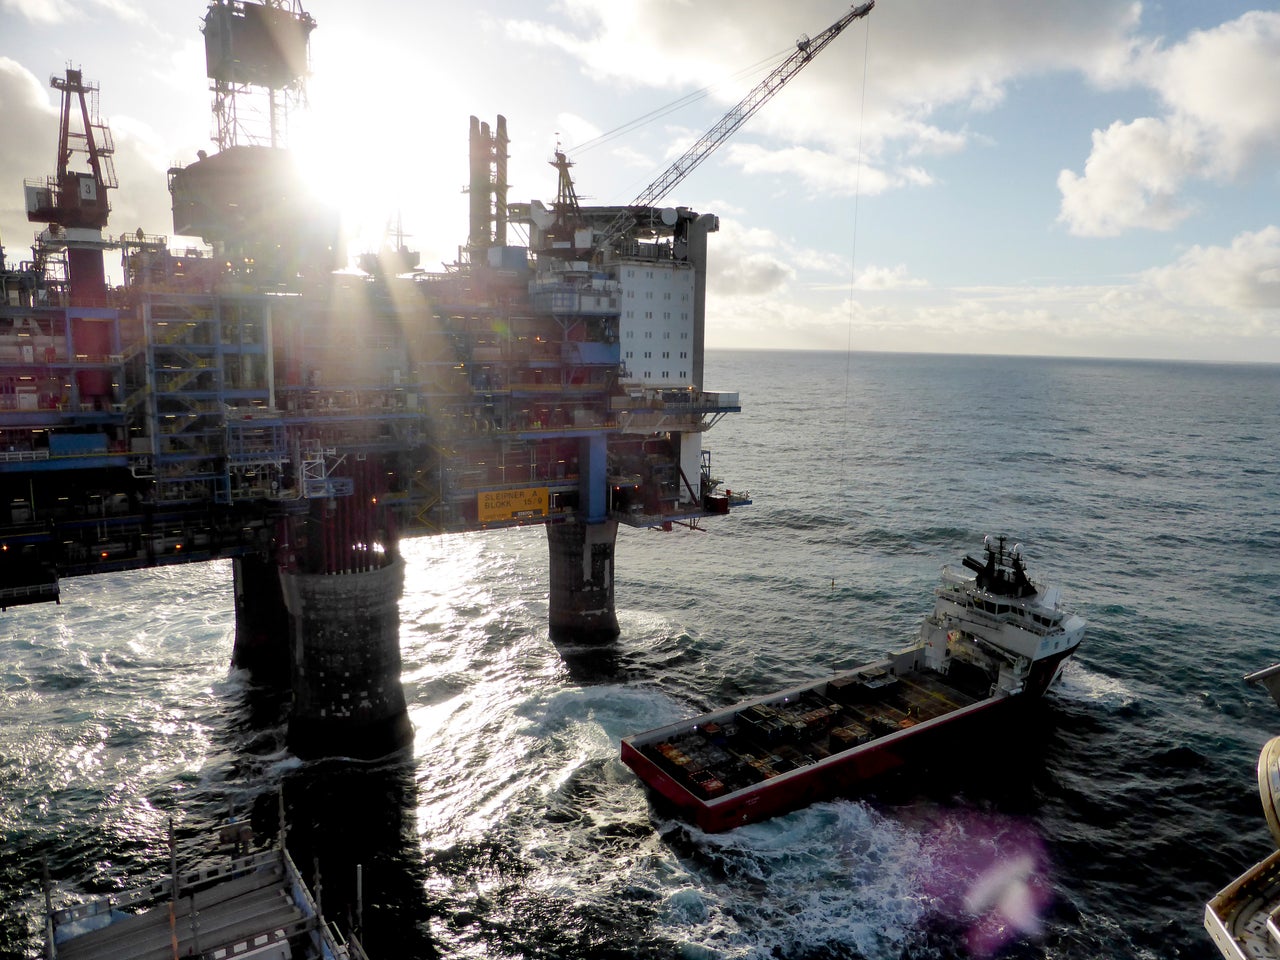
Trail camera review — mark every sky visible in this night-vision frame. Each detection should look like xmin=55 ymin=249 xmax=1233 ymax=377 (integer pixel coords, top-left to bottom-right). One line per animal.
xmin=2 ymin=0 xmax=1279 ymax=363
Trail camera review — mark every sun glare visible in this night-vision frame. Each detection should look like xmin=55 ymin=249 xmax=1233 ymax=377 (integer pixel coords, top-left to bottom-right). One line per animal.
xmin=289 ymin=65 xmax=465 ymax=272
xmin=289 ymin=110 xmax=396 ymax=268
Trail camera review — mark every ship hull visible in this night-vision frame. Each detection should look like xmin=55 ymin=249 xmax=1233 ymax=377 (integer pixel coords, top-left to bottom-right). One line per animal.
xmin=621 ymin=645 xmax=1077 ymax=833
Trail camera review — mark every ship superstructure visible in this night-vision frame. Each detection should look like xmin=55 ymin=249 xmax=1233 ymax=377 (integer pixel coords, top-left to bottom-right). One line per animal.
xmin=930 ymin=536 xmax=1083 ymax=698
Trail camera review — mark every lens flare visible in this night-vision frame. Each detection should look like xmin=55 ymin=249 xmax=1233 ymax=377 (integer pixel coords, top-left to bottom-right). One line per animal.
xmin=917 ymin=809 xmax=1053 ymax=956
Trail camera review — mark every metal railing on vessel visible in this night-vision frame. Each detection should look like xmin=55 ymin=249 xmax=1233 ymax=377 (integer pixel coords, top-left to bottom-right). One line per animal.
xmin=936 ymin=569 xmax=1072 ymax=636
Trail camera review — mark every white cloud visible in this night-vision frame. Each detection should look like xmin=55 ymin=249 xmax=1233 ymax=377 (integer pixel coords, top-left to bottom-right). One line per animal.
xmin=1 ymin=0 xmax=72 ymax=23
xmin=0 ymin=56 xmax=52 ymax=121
xmin=853 ymin=264 xmax=927 ymax=291
xmin=553 ymin=112 xmax=602 ymax=151
xmin=104 ymin=118 xmax=187 ymax=243
xmin=721 ymin=221 xmax=781 ymax=251
xmin=1144 ymin=226 xmax=1280 ymax=311
xmin=1056 ymin=117 xmax=1199 ymax=236
xmin=505 ymin=1 xmax=1146 ymax=200
xmin=711 ymin=217 xmax=870 ymax=288
xmin=710 ymin=252 xmax=795 ymax=298
xmin=863 ymin=1 xmax=1141 ymax=112
xmin=598 ymin=144 xmax=660 ymax=176
xmin=88 ymin=0 xmax=145 ymax=23
xmin=1146 ymin=11 xmax=1280 ymax=177
xmin=505 ymin=1 xmax=1278 ymax=258
xmin=903 ymin=123 xmax=971 ymax=158
xmin=1 ymin=0 xmax=144 ymax=24
xmin=1059 ymin=11 xmax=1280 ymax=236
xmin=802 ymin=250 xmax=855 ymax=279
xmin=706 ymin=218 xmax=794 ymax=297
xmin=0 ymin=58 xmax=57 ymax=257
xmin=710 ymin=216 xmax=926 ymax=306
xmin=704 ymin=231 xmax=1280 ymax=361
xmin=725 ymin=142 xmax=919 ymax=198
xmin=504 ymin=18 xmax=585 ymax=62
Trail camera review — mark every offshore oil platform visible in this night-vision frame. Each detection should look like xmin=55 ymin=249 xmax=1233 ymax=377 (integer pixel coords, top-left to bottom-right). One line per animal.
xmin=0 ymin=0 xmax=869 ymax=757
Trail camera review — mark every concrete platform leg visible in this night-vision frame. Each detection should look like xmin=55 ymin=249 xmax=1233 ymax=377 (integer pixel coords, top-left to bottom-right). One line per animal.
xmin=547 ymin=520 xmax=619 ymax=639
xmin=232 ymin=554 xmax=290 ymax=685
xmin=280 ymin=556 xmax=413 ymax=759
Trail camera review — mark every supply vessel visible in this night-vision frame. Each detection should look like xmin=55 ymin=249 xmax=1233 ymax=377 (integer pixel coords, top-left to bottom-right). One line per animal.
xmin=621 ymin=536 xmax=1086 ymax=832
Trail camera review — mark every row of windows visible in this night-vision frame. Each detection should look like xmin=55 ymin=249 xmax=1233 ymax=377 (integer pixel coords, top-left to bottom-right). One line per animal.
xmin=624 ymin=351 xmax=689 ymax=359
xmin=624 ymin=268 xmax=690 ymax=284
xmin=636 ymin=370 xmax=689 ymax=379
xmin=971 ymin=597 xmax=1061 ymax=628
xmin=624 ymin=290 xmax=690 ymax=301
xmin=624 ymin=327 xmax=691 ymax=337
xmin=624 ymin=311 xmax=690 ymax=321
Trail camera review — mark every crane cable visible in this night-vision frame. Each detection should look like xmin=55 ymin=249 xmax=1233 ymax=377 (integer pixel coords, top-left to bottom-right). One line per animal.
xmin=840 ymin=11 xmax=873 ymax=525
xmin=567 ymin=44 xmax=796 ymax=158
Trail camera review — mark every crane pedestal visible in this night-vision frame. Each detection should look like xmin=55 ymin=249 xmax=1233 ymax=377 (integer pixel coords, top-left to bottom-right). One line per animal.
xmin=547 ymin=519 xmax=619 ymax=639
xmin=279 ymin=556 xmax=412 ymax=759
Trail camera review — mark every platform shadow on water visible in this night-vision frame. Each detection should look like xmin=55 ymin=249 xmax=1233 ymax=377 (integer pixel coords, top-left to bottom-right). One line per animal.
xmin=548 ymin=629 xmax=624 ymax=685
xmin=251 ymin=755 xmax=437 ymax=957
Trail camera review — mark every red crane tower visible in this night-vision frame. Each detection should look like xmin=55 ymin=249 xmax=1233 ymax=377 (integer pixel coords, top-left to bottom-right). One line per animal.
xmin=24 ymin=67 xmax=119 ymax=304
xmin=24 ymin=68 xmax=119 ymax=406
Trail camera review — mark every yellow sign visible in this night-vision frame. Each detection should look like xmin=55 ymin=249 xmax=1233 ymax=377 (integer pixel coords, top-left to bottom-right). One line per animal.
xmin=478 ymin=487 xmax=548 ymax=523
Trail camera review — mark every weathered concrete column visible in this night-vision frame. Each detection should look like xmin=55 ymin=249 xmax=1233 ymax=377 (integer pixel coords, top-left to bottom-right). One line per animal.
xmin=280 ymin=555 xmax=412 ymax=759
xmin=231 ymin=554 xmax=290 ymax=685
xmin=547 ymin=519 xmax=619 ymax=639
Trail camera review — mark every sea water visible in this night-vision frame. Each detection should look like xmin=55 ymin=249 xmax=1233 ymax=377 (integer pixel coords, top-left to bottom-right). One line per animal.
xmin=2 ymin=350 xmax=1277 ymax=959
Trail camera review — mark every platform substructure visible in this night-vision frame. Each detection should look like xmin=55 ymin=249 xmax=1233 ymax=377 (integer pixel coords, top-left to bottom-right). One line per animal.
xmin=547 ymin=520 xmax=619 ymax=639
xmin=280 ymin=555 xmax=412 ymax=759
xmin=231 ymin=554 xmax=290 ymax=684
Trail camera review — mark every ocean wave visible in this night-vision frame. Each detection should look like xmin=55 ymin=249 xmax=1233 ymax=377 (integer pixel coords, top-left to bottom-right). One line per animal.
xmin=1052 ymin=661 xmax=1140 ymax=710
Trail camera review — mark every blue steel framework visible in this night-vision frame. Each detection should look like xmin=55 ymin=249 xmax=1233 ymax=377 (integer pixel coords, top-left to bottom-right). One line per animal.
xmin=0 ymin=0 xmax=747 ymax=613
xmin=0 ymin=199 xmax=745 ymax=607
